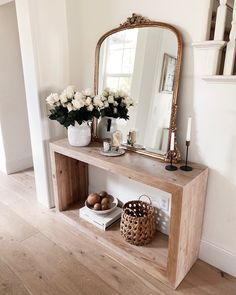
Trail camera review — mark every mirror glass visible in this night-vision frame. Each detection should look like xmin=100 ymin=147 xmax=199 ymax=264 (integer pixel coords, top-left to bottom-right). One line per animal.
xmin=98 ymin=27 xmax=178 ymax=155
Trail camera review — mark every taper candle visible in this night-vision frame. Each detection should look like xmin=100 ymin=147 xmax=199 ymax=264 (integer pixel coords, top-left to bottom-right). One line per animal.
xmin=170 ymin=132 xmax=175 ymax=151
xmin=186 ymin=117 xmax=192 ymax=141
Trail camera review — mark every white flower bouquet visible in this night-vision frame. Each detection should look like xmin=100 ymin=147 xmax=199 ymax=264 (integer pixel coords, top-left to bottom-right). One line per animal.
xmin=46 ymin=86 xmax=100 ymax=127
xmin=95 ymin=88 xmax=134 ymax=120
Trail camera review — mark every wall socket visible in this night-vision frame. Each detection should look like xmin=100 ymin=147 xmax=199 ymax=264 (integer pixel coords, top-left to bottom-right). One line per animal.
xmin=151 ymin=194 xmax=171 ymax=236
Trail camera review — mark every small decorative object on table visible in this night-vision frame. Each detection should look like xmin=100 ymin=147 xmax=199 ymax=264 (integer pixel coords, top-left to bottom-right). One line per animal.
xmin=97 ymin=88 xmax=135 ymax=139
xmin=165 ymin=132 xmax=178 ymax=171
xmin=127 ymin=130 xmax=136 ymax=146
xmin=112 ymin=130 xmax=123 ymax=148
xmin=103 ymin=138 xmax=112 ymax=152
xmin=100 ymin=130 xmax=125 ymax=157
xmin=120 ymin=195 xmax=156 ymax=246
xmin=46 ymin=86 xmax=100 ymax=147
xmin=180 ymin=117 xmax=193 ymax=171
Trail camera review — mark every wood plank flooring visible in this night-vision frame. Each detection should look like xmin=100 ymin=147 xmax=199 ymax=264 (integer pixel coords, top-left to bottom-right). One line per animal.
xmin=0 ymin=169 xmax=236 ymax=295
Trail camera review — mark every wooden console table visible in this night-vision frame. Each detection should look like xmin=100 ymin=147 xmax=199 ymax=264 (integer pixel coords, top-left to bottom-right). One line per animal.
xmin=50 ymin=138 xmax=208 ymax=289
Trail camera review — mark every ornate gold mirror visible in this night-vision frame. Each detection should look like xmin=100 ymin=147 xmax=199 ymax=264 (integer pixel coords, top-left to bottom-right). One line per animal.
xmin=93 ymin=14 xmax=183 ymax=161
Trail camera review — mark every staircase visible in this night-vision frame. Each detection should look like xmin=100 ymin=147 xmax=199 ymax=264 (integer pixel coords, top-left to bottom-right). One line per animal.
xmin=193 ymin=0 xmax=236 ymax=80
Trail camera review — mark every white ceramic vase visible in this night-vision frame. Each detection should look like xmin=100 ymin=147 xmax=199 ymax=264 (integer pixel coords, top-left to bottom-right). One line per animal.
xmin=67 ymin=122 xmax=91 ymax=147
xmin=98 ymin=116 xmax=117 ymax=139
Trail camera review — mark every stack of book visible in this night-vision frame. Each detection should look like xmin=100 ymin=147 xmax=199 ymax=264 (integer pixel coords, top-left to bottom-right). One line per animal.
xmin=79 ymin=206 xmax=122 ymax=230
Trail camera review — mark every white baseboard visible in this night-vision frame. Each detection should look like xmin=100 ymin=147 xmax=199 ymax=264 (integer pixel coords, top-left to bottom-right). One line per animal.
xmin=0 ymin=159 xmax=7 ymax=173
xmin=5 ymin=156 xmax=33 ymax=174
xmin=199 ymin=240 xmax=236 ymax=277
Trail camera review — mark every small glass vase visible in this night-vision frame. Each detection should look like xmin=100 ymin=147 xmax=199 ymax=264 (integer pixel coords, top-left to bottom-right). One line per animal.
xmin=67 ymin=122 xmax=91 ymax=147
xmin=98 ymin=116 xmax=117 ymax=140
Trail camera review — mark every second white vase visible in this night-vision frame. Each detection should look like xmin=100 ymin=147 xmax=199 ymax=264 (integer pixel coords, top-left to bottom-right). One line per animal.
xmin=98 ymin=116 xmax=117 ymax=139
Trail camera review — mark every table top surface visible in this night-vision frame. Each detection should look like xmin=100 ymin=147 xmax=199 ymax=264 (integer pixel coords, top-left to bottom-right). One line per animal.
xmin=50 ymin=138 xmax=208 ymax=193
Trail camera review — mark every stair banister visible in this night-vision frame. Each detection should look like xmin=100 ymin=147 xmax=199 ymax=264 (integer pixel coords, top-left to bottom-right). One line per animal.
xmin=224 ymin=0 xmax=236 ymax=74
xmin=214 ymin=0 xmax=228 ymax=40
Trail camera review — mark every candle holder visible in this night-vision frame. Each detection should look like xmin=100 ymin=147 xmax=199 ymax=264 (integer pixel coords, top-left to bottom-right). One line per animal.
xmin=165 ymin=151 xmax=178 ymax=171
xmin=180 ymin=141 xmax=192 ymax=171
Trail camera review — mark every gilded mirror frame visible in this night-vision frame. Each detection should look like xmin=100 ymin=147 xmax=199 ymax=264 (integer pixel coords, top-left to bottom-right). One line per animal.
xmin=93 ymin=13 xmax=183 ymax=162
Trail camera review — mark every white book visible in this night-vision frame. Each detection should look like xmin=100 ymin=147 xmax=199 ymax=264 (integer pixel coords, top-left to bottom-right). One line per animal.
xmin=79 ymin=206 xmax=122 ymax=231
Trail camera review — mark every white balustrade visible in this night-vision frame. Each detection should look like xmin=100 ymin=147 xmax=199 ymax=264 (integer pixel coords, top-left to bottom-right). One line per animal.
xmin=214 ymin=0 xmax=229 ymax=40
xmin=195 ymin=0 xmax=236 ymax=76
xmin=224 ymin=0 xmax=236 ymax=74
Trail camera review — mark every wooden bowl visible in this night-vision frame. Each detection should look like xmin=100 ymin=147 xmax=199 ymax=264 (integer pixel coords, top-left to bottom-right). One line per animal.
xmin=85 ymin=195 xmax=118 ymax=215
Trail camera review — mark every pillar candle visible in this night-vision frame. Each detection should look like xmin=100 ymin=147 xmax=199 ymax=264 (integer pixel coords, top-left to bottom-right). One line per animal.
xmin=186 ymin=117 xmax=192 ymax=141
xmin=170 ymin=132 xmax=175 ymax=151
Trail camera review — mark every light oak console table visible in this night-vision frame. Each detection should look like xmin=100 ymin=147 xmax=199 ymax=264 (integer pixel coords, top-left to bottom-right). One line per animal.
xmin=50 ymin=138 xmax=208 ymax=289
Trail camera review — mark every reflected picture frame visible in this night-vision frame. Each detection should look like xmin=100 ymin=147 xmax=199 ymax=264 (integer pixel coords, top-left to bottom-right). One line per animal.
xmin=160 ymin=53 xmax=177 ymax=94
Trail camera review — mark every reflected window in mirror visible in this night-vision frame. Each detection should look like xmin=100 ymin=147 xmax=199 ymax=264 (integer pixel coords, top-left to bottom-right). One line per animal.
xmin=99 ymin=29 xmax=138 ymax=94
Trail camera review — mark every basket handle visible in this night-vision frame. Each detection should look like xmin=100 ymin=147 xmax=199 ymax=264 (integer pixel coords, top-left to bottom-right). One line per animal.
xmin=138 ymin=195 xmax=152 ymax=205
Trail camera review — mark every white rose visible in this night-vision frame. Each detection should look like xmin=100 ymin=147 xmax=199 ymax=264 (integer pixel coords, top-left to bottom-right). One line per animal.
xmin=82 ymin=88 xmax=93 ymax=96
xmin=67 ymin=103 xmax=73 ymax=112
xmin=56 ymin=102 xmax=60 ymax=107
xmin=104 ymin=101 xmax=109 ymax=108
xmin=114 ymin=91 xmax=119 ymax=98
xmin=72 ymin=99 xmax=84 ymax=110
xmin=52 ymin=93 xmax=60 ymax=102
xmin=125 ymin=96 xmax=134 ymax=107
xmin=74 ymin=92 xmax=83 ymax=100
xmin=94 ymin=95 xmax=102 ymax=106
xmin=108 ymin=95 xmax=114 ymax=104
xmin=87 ymin=104 xmax=94 ymax=111
xmin=46 ymin=94 xmax=56 ymax=106
xmin=60 ymin=93 xmax=68 ymax=104
xmin=98 ymin=101 xmax=104 ymax=108
xmin=113 ymin=101 xmax=118 ymax=106
xmin=100 ymin=95 xmax=106 ymax=102
xmin=85 ymin=97 xmax=92 ymax=106
xmin=66 ymin=85 xmax=75 ymax=99
xmin=102 ymin=90 xmax=108 ymax=97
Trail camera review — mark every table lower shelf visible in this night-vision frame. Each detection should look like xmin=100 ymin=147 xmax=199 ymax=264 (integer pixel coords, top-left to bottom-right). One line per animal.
xmin=59 ymin=202 xmax=169 ymax=284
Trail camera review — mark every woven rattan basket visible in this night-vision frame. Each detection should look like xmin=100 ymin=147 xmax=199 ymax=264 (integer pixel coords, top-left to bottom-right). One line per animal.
xmin=120 ymin=195 xmax=156 ymax=246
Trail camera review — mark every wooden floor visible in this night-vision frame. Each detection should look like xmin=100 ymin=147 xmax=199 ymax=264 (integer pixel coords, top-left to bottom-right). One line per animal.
xmin=0 ymin=170 xmax=236 ymax=295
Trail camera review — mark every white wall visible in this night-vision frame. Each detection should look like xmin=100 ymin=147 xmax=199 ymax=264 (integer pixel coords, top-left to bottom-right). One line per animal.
xmin=66 ymin=0 xmax=236 ymax=277
xmin=0 ymin=1 xmax=32 ymax=174
xmin=15 ymin=0 xmax=68 ymax=207
xmin=0 ymin=126 xmax=6 ymax=173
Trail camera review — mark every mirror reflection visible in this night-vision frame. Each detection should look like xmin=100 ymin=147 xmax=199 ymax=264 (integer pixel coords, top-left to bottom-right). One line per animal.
xmin=98 ymin=27 xmax=178 ymax=154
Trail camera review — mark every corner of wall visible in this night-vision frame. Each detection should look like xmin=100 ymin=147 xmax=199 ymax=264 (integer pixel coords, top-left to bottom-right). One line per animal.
xmin=5 ymin=155 xmax=33 ymax=174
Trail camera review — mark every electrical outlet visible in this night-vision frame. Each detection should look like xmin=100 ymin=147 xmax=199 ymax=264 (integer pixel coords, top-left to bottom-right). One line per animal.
xmin=156 ymin=208 xmax=170 ymax=235
xmin=160 ymin=197 xmax=170 ymax=212
xmin=150 ymin=194 xmax=171 ymax=235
